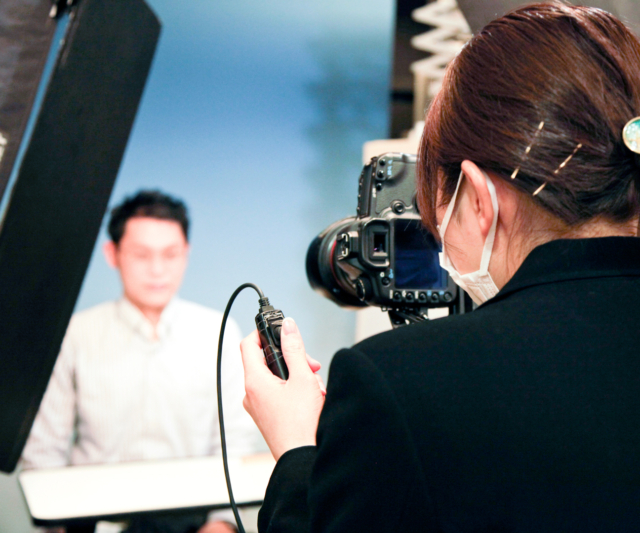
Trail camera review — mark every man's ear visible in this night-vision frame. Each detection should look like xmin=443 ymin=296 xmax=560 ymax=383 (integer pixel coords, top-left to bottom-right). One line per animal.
xmin=103 ymin=240 xmax=118 ymax=269
xmin=460 ymin=160 xmax=495 ymax=238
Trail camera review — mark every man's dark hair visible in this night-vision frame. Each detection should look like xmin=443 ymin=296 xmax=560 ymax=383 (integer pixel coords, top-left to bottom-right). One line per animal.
xmin=107 ymin=190 xmax=189 ymax=245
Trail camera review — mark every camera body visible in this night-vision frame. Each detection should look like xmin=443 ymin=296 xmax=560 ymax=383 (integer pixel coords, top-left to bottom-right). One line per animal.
xmin=307 ymin=153 xmax=467 ymax=325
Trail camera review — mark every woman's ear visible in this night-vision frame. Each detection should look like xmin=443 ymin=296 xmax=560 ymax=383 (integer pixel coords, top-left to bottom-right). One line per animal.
xmin=460 ymin=160 xmax=495 ymax=237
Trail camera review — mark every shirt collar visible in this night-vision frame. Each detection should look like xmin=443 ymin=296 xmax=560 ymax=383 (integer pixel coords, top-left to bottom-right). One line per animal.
xmin=484 ymin=237 xmax=640 ymax=307
xmin=116 ymin=296 xmax=179 ymax=343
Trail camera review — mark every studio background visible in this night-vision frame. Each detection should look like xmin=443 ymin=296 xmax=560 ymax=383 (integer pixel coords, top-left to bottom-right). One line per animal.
xmin=78 ymin=0 xmax=393 ymax=379
xmin=0 ymin=0 xmax=394 ymax=531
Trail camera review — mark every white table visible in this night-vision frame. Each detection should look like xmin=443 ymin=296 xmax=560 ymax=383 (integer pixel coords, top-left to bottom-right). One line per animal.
xmin=19 ymin=454 xmax=275 ymax=526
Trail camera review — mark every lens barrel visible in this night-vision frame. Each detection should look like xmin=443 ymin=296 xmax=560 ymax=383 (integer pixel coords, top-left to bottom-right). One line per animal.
xmin=305 ymin=218 xmax=367 ymax=309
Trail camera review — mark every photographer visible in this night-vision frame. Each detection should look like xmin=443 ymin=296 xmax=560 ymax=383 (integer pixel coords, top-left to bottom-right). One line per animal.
xmin=242 ymin=2 xmax=640 ymax=532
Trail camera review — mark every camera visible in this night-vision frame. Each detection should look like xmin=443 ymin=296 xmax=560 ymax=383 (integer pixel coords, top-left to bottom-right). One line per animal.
xmin=306 ymin=153 xmax=470 ymax=326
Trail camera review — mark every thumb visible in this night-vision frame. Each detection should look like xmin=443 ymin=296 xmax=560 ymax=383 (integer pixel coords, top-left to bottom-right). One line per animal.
xmin=280 ymin=317 xmax=310 ymax=376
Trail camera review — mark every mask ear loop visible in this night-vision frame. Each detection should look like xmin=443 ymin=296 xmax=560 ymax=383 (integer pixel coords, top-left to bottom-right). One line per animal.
xmin=478 ymin=170 xmax=499 ymax=273
xmin=439 ymin=169 xmax=499 ymax=275
xmin=438 ymin=170 xmax=464 ymax=254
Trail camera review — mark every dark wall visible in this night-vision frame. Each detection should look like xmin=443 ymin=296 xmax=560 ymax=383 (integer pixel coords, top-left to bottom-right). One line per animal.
xmin=0 ymin=0 xmax=56 ymax=199
xmin=389 ymin=0 xmax=433 ymax=138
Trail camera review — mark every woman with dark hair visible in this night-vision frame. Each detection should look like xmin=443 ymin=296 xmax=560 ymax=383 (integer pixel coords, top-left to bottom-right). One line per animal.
xmin=241 ymin=3 xmax=640 ymax=531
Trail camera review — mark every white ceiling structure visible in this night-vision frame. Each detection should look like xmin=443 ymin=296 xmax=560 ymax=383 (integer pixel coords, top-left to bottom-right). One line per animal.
xmin=409 ymin=0 xmax=470 ymax=125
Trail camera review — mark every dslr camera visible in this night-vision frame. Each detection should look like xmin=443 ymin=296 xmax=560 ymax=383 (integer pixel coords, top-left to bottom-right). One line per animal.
xmin=306 ymin=153 xmax=470 ymax=326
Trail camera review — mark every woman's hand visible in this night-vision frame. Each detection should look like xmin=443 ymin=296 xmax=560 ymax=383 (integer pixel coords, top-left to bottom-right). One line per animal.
xmin=241 ymin=317 xmax=326 ymax=461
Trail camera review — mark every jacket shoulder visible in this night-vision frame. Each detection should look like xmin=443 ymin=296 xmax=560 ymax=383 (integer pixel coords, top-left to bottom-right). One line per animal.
xmin=353 ymin=311 xmax=481 ymax=358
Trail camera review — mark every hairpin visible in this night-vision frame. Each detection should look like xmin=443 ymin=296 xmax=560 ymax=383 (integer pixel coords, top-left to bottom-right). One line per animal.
xmin=623 ymin=116 xmax=640 ymax=154
xmin=532 ymin=142 xmax=583 ymax=197
xmin=511 ymin=121 xmax=545 ymax=180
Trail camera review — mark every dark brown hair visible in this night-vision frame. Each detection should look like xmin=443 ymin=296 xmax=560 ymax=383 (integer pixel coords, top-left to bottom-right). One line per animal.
xmin=108 ymin=190 xmax=189 ymax=245
xmin=417 ymin=2 xmax=640 ymax=236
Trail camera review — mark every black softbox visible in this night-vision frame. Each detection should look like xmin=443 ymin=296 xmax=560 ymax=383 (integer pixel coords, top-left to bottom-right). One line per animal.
xmin=0 ymin=0 xmax=160 ymax=473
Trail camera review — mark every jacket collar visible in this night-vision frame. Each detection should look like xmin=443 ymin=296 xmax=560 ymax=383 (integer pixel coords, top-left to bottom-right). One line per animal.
xmin=485 ymin=237 xmax=640 ymax=306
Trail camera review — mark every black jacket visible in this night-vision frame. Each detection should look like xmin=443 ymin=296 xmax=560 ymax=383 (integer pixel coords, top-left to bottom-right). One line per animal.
xmin=259 ymin=237 xmax=640 ymax=533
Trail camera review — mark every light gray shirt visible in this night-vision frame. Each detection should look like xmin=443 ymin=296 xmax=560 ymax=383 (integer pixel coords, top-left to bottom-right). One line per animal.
xmin=22 ymin=297 xmax=258 ymax=469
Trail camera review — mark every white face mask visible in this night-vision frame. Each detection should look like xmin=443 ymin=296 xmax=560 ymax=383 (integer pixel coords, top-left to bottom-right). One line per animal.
xmin=438 ymin=170 xmax=500 ymax=305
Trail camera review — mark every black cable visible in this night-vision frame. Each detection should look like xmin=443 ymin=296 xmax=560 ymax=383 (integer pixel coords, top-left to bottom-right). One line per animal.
xmin=217 ymin=283 xmax=264 ymax=533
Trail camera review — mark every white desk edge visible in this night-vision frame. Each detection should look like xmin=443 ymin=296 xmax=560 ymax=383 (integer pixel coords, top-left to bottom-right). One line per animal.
xmin=19 ymin=454 xmax=276 ymax=524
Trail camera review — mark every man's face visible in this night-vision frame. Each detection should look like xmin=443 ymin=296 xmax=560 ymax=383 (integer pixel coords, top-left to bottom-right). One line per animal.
xmin=105 ymin=217 xmax=189 ymax=312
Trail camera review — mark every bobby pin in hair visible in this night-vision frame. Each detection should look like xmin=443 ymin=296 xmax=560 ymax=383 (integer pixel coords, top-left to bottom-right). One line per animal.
xmin=532 ymin=182 xmax=547 ymax=196
xmin=511 ymin=121 xmax=545 ymax=180
xmin=532 ymin=142 xmax=583 ymax=197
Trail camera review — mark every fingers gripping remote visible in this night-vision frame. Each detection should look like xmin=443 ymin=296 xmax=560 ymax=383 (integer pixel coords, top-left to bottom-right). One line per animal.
xmin=255 ymin=298 xmax=289 ymax=380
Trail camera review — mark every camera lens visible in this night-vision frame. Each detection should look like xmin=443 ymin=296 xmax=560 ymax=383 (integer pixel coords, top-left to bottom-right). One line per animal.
xmin=306 ymin=218 xmax=367 ymax=309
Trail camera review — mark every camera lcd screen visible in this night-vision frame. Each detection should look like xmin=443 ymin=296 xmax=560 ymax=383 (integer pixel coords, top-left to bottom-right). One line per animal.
xmin=394 ymin=219 xmax=447 ymax=289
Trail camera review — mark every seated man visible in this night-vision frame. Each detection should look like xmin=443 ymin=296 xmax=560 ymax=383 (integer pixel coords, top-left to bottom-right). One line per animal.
xmin=23 ymin=190 xmax=257 ymax=533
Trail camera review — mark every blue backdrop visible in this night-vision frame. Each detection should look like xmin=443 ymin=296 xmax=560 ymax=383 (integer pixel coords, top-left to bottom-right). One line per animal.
xmin=75 ymin=0 xmax=394 ymax=378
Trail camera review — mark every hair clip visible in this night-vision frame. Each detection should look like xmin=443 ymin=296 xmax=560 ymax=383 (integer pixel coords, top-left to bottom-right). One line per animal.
xmin=531 ymin=182 xmax=547 ymax=196
xmin=511 ymin=121 xmax=545 ymax=180
xmin=623 ymin=117 xmax=640 ymax=154
xmin=532 ymin=142 xmax=583 ymax=197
